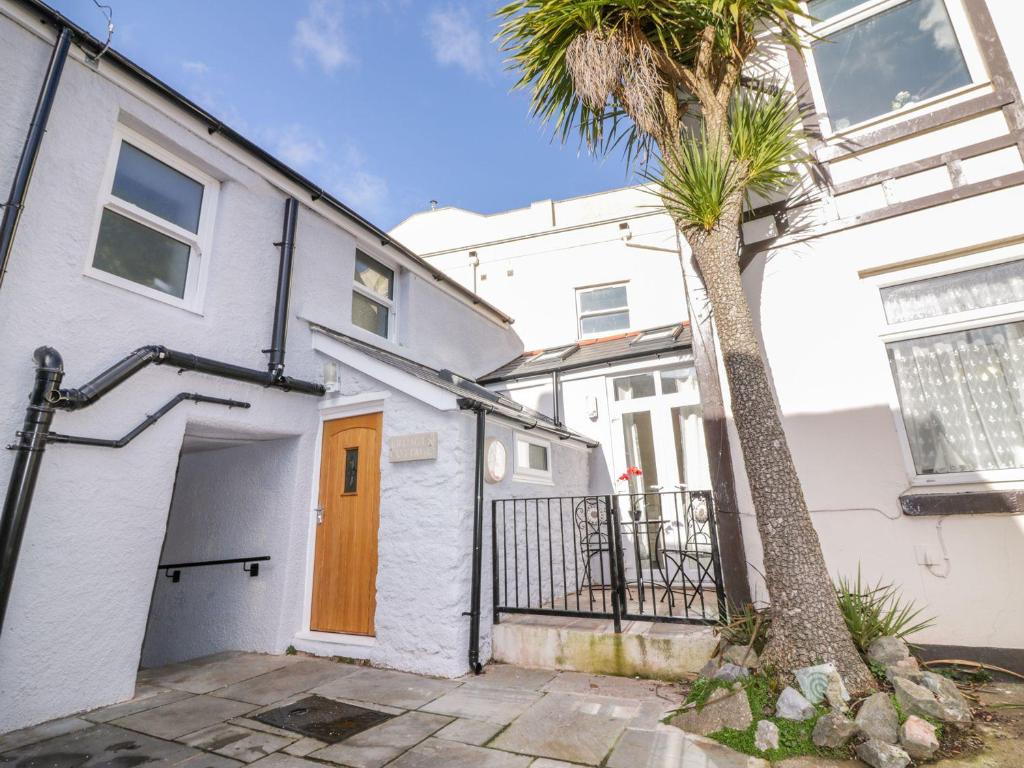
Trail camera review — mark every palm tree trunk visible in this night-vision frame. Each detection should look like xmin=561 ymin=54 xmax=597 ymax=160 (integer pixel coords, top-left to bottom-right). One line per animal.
xmin=682 ymin=196 xmax=875 ymax=695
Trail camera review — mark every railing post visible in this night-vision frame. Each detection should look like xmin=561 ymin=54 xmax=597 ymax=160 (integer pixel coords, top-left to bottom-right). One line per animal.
xmin=703 ymin=490 xmax=729 ymax=622
xmin=609 ymin=496 xmax=628 ymax=620
xmin=491 ymin=499 xmax=500 ymax=625
xmin=603 ymin=495 xmax=622 ymax=633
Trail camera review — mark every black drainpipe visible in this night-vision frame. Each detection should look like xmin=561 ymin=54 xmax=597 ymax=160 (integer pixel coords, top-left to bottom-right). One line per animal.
xmin=460 ymin=399 xmax=487 ymax=674
xmin=0 ymin=348 xmax=64 ymax=635
xmin=267 ymin=198 xmax=298 ymax=379
xmin=0 ymin=27 xmax=71 ymax=293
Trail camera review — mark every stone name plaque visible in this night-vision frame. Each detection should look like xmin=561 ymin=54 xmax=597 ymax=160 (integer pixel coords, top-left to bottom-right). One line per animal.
xmin=388 ymin=432 xmax=438 ymax=462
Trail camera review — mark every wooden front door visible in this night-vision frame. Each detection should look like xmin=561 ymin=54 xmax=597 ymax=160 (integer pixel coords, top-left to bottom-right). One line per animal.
xmin=311 ymin=413 xmax=382 ymax=635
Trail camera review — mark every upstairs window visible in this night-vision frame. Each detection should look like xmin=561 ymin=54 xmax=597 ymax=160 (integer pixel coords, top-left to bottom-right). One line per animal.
xmin=880 ymin=257 xmax=1024 ymax=479
xmin=352 ymin=250 xmax=396 ymax=339
xmin=577 ymin=283 xmax=629 ymax=337
xmin=806 ymin=0 xmax=978 ymax=132
xmin=88 ymin=129 xmax=217 ymax=310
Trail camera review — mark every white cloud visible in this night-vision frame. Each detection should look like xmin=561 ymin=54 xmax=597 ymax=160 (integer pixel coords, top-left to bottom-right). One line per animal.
xmin=341 ymin=170 xmax=390 ymax=218
xmin=426 ymin=5 xmax=487 ymax=80
xmin=268 ymin=124 xmax=327 ymax=169
xmin=292 ymin=0 xmax=353 ymax=74
xmin=181 ymin=60 xmax=209 ymax=76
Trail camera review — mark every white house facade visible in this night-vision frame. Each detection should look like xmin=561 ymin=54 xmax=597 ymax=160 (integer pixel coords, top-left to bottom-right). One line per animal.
xmin=0 ymin=0 xmax=594 ymax=733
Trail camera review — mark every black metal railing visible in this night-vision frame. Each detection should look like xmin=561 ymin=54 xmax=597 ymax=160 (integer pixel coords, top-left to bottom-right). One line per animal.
xmin=158 ymin=555 xmax=270 ymax=583
xmin=492 ymin=491 xmax=725 ymax=629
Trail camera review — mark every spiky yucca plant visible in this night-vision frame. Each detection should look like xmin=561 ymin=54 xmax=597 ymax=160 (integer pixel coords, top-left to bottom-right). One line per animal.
xmin=498 ymin=0 xmax=877 ymax=694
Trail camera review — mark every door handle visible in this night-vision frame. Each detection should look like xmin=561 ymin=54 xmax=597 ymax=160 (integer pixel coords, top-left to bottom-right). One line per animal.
xmin=315 ymin=506 xmax=324 ymax=525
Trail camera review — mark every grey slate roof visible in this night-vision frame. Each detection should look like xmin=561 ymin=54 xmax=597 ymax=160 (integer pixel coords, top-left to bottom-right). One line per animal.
xmin=309 ymin=323 xmax=598 ymax=447
xmin=479 ymin=323 xmax=692 ymax=383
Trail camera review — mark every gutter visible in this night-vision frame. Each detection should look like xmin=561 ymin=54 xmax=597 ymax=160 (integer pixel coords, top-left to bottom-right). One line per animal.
xmin=14 ymin=0 xmax=514 ymax=328
xmin=479 ymin=340 xmax=693 ymax=384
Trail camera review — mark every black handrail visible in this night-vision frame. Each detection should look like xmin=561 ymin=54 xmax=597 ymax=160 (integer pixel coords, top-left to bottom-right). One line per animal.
xmin=159 ymin=555 xmax=270 ymax=583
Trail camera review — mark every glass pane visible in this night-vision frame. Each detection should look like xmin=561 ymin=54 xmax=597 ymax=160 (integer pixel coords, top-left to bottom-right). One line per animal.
xmin=673 ymin=405 xmax=712 ymax=490
xmin=613 ymin=373 xmax=656 ymax=401
xmin=807 ymin=0 xmax=867 ymax=20
xmin=580 ymin=310 xmax=630 ymax=335
xmin=528 ymin=443 xmax=548 ymax=471
xmin=112 ymin=143 xmax=204 ymax=233
xmin=355 ymin=251 xmax=394 ymax=300
xmin=887 ymin=321 xmax=1024 ymax=474
xmin=621 ymin=411 xmax=662 ymax=554
xmin=344 ymin=447 xmax=359 ymax=493
xmin=881 ymin=260 xmax=1024 ymax=324
xmin=352 ymin=291 xmax=389 ymax=337
xmin=93 ymin=209 xmax=191 ymax=298
xmin=812 ymin=0 xmax=971 ymax=130
xmin=579 ymin=284 xmax=627 ymax=313
xmin=660 ymin=366 xmax=696 ymax=395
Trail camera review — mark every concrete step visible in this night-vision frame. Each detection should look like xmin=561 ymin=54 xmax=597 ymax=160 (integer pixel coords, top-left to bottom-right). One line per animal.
xmin=491 ymin=614 xmax=717 ymax=680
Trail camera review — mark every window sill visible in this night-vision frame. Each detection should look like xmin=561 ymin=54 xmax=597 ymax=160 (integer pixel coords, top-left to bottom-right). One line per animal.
xmin=83 ymin=268 xmax=204 ymax=316
xmin=511 ymin=474 xmax=555 ymax=486
xmin=899 ymin=489 xmax=1024 ymax=517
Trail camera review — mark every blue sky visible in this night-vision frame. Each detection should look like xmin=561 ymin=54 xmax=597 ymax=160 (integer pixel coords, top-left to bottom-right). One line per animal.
xmin=48 ymin=0 xmax=641 ymax=229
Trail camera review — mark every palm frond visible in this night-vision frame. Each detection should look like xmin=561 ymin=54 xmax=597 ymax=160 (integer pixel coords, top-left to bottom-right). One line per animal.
xmin=729 ymin=86 xmax=806 ymax=196
xmin=655 ymin=133 xmax=739 ymax=231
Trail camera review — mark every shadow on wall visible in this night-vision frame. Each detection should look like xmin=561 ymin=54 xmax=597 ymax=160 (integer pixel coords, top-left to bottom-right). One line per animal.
xmin=140 ymin=432 xmax=301 ymax=669
xmin=736 ymin=402 xmax=1024 ymax=656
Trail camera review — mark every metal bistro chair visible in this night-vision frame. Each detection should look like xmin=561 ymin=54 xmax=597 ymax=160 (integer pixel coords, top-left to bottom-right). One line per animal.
xmin=574 ymin=497 xmax=637 ymax=610
xmin=652 ymin=493 xmax=717 ymax=617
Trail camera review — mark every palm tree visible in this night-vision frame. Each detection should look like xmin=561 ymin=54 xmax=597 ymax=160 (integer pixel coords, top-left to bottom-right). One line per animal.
xmin=497 ymin=0 xmax=875 ymax=694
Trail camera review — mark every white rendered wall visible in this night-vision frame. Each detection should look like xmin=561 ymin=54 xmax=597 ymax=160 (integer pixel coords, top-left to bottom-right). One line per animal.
xmin=0 ymin=6 xmax=526 ymax=732
xmin=391 ymin=187 xmax=688 ymax=351
xmin=141 ymin=437 xmax=302 ymax=668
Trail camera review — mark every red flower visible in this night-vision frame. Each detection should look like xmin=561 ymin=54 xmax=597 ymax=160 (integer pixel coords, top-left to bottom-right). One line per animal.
xmin=618 ymin=473 xmax=629 ymax=481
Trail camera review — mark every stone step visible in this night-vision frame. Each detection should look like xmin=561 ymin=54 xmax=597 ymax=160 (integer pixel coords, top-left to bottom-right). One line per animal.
xmin=491 ymin=614 xmax=717 ymax=680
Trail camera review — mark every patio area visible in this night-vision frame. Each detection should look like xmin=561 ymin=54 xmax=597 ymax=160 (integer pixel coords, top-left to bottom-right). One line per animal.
xmin=0 ymin=651 xmax=757 ymax=768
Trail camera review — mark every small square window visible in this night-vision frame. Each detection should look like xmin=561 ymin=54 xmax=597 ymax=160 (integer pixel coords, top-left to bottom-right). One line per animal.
xmin=87 ymin=129 xmax=217 ymax=310
xmin=577 ymin=283 xmax=629 ymax=337
xmin=514 ymin=434 xmax=553 ymax=483
xmin=352 ymin=250 xmax=396 ymax=339
xmin=613 ymin=373 xmax=655 ymax=401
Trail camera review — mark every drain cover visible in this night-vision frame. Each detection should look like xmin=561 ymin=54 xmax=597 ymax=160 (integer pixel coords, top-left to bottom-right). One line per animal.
xmin=254 ymin=695 xmax=393 ymax=743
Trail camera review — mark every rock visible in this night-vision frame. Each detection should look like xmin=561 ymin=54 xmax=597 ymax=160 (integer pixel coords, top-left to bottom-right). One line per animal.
xmin=919 ymin=671 xmax=973 ymax=723
xmin=775 ymin=687 xmax=815 ymax=721
xmin=867 ymin=636 xmax=911 ymax=667
xmin=884 ymin=657 xmax=921 ymax=683
xmin=669 ymin=686 xmax=753 ymax=736
xmin=855 ymin=738 xmax=911 ymax=768
xmin=899 ymin=715 xmax=940 ymax=760
xmin=812 ymin=712 xmax=859 ymax=749
xmin=794 ymin=663 xmax=849 ymax=707
xmin=855 ymin=692 xmax=899 ymax=744
xmin=754 ymin=720 xmax=779 ymax=752
xmin=698 ymin=658 xmax=721 ymax=679
xmin=722 ymin=644 xmax=760 ymax=669
xmin=713 ymin=662 xmax=749 ymax=682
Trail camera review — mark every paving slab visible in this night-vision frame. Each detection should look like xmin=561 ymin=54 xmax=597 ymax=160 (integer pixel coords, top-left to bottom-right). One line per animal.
xmin=433 ymin=717 xmax=505 ymax=746
xmin=180 ymin=723 xmax=295 ymax=762
xmin=0 ymin=723 xmax=200 ymax=767
xmin=491 ymin=692 xmax=638 ymax=765
xmin=310 ymin=667 xmax=459 ymax=710
xmin=542 ymin=671 xmax=684 ymax=702
xmin=83 ymin=689 xmax=195 ymax=723
xmin=113 ymin=694 xmax=256 ymax=740
xmin=280 ymin=738 xmax=326 ymax=757
xmin=310 ymin=711 xmax=451 ymax=768
xmin=606 ymin=727 xmax=769 ymax=768
xmin=459 ymin=665 xmax=557 ymax=691
xmin=530 ymin=761 xmax=585 ymax=768
xmin=248 ymin=754 xmax=321 ymax=768
xmin=142 ymin=654 xmax=299 ymax=694
xmin=0 ymin=717 xmax=93 ymax=753
xmin=387 ymin=737 xmax=532 ymax=768
xmin=177 ymin=754 xmax=246 ymax=768
xmin=212 ymin=660 xmax=357 ymax=705
xmin=419 ymin=686 xmax=541 ymax=725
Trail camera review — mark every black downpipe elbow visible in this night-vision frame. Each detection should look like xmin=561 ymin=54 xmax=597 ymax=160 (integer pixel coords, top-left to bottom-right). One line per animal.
xmin=56 ymin=346 xmax=164 ymax=410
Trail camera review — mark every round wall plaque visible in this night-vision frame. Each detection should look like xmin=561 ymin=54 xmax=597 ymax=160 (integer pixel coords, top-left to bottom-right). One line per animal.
xmin=484 ymin=437 xmax=507 ymax=483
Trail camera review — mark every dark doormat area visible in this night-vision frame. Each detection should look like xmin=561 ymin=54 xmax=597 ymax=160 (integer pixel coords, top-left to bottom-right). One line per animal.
xmin=253 ymin=695 xmax=393 ymax=743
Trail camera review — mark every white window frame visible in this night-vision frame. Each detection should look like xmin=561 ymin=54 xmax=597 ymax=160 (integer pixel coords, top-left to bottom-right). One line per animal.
xmin=871 ymin=245 xmax=1024 ymax=486
xmin=351 ymin=249 xmax=399 ymax=342
xmin=801 ymin=0 xmax=988 ymax=138
xmin=576 ymin=281 xmax=630 ymax=339
xmin=84 ymin=125 xmax=219 ymax=314
xmin=513 ymin=432 xmax=553 ymax=484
